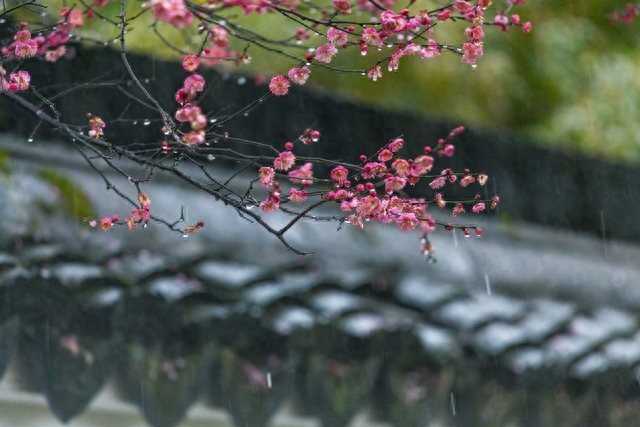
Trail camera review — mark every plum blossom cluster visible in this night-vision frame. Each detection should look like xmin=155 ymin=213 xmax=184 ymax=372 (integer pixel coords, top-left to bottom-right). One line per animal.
xmin=1 ymin=1 xmax=110 ymax=63
xmin=143 ymin=0 xmax=530 ymax=90
xmin=268 ymin=66 xmax=311 ymax=96
xmin=0 ymin=68 xmax=30 ymax=92
xmin=88 ymin=192 xmax=206 ymax=235
xmin=255 ymin=126 xmax=498 ymax=256
xmin=89 ymin=192 xmax=153 ymax=232
xmin=1 ymin=2 xmax=112 ymax=93
xmin=150 ymin=2 xmax=242 ymax=65
xmin=611 ymin=3 xmax=640 ymax=24
xmin=87 ymin=114 xmax=106 ymax=139
xmin=149 ymin=0 xmax=194 ymax=29
xmin=174 ymin=57 xmax=208 ymax=146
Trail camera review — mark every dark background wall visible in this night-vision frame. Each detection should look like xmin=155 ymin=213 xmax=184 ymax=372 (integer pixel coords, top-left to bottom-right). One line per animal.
xmin=1 ymin=46 xmax=638 ymax=242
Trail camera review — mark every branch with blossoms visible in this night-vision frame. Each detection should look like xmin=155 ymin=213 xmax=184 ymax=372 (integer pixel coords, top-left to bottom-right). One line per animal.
xmin=0 ymin=0 xmax=528 ymax=256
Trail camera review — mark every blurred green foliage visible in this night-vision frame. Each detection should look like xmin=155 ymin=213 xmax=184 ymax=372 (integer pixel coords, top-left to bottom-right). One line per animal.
xmin=37 ymin=169 xmax=96 ymax=222
xmin=40 ymin=0 xmax=640 ymax=161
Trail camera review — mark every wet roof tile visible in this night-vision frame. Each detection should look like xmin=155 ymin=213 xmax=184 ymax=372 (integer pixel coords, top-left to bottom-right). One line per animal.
xmin=432 ymin=293 xmax=525 ymax=331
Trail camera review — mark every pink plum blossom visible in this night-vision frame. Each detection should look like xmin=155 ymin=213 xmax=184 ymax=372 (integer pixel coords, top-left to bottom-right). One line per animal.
xmin=269 ymin=75 xmax=290 ymax=96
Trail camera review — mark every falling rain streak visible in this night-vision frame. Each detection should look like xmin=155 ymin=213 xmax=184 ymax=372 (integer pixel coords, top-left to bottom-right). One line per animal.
xmin=485 ymin=273 xmax=492 ymax=296
xmin=450 ymin=392 xmax=457 ymax=416
xmin=600 ymin=210 xmax=608 ymax=258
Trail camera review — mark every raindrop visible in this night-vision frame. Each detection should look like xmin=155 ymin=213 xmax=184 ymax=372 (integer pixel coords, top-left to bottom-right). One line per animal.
xmin=471 ymin=64 xmax=478 ymax=70
xmin=207 ymin=154 xmax=215 ymax=161
xmin=237 ymin=76 xmax=246 ymax=85
xmin=361 ymin=51 xmax=367 ymax=56
xmin=296 ymin=40 xmax=302 ymax=45
xmin=133 ymin=120 xmax=138 ymax=125
xmin=143 ymin=119 xmax=151 ymax=126
xmin=209 ymin=118 xmax=218 ymax=123
xmin=142 ymin=223 xmax=148 ymax=228
xmin=243 ymin=112 xmax=249 ymax=117
xmin=245 ymin=204 xmax=255 ymax=210
xmin=27 ymin=138 xmax=34 ymax=143
xmin=0 ymin=19 xmax=6 ymax=24
xmin=484 ymin=273 xmax=491 ymax=296
xmin=267 ymin=372 xmax=272 ymax=389
xmin=452 ymin=229 xmax=458 ymax=247
xmin=361 ymin=72 xmax=366 ymax=76
xmin=143 ymin=78 xmax=150 ymax=84
xmin=183 ymin=233 xmax=189 ymax=238
xmin=386 ymin=44 xmax=393 ymax=48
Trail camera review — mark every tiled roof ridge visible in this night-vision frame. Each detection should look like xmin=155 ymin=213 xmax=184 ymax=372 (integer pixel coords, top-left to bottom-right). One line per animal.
xmin=2 ymin=230 xmax=640 ymax=426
